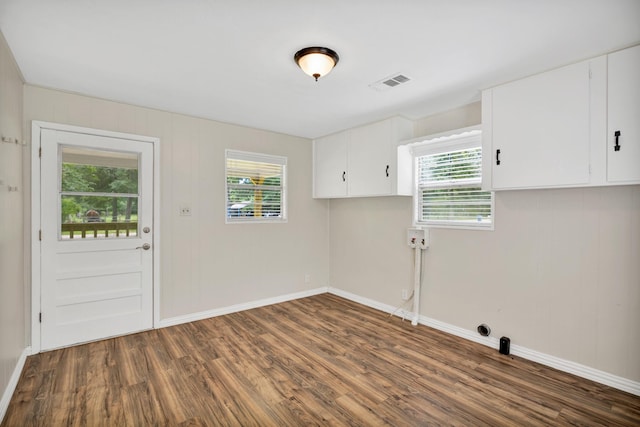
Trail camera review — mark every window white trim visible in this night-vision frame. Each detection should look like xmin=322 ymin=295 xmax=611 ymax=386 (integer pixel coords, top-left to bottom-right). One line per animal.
xmin=409 ymin=127 xmax=494 ymax=230
xmin=410 ymin=130 xmax=482 ymax=157
xmin=225 ymin=149 xmax=287 ymax=224
xmin=405 ymin=125 xmax=481 ymax=149
xmin=225 ymin=149 xmax=287 ymax=166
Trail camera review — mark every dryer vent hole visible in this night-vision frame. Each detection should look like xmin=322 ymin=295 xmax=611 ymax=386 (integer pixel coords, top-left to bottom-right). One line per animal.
xmin=477 ymin=324 xmax=491 ymax=337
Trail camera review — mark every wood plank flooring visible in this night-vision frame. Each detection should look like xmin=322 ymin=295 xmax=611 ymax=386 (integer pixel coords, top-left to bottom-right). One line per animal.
xmin=3 ymin=294 xmax=640 ymax=426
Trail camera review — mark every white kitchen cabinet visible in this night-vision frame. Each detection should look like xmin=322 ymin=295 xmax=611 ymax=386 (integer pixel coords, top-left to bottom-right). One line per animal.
xmin=482 ymin=58 xmax=594 ymax=190
xmin=607 ymin=44 xmax=640 ymax=184
xmin=313 ymin=116 xmax=413 ymax=198
xmin=313 ymin=130 xmax=348 ymax=198
xmin=482 ymin=45 xmax=640 ymax=191
xmin=348 ymin=118 xmax=413 ymax=197
xmin=348 ymin=120 xmax=390 ymax=196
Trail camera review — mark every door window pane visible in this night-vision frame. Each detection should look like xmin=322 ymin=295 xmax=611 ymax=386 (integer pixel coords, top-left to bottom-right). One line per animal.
xmin=59 ymin=146 xmax=139 ymax=239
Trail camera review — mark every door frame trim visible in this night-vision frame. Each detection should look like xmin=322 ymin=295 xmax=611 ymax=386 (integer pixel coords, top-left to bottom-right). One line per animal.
xmin=30 ymin=121 xmax=161 ymax=353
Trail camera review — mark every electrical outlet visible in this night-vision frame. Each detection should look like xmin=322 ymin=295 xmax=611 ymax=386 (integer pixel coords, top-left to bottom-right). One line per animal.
xmin=179 ymin=205 xmax=192 ymax=216
xmin=401 ymin=289 xmax=409 ymax=300
xmin=304 ymin=274 xmax=311 ymax=284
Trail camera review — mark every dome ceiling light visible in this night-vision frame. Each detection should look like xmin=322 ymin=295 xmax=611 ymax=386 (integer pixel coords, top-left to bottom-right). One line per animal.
xmin=294 ymin=47 xmax=339 ymax=81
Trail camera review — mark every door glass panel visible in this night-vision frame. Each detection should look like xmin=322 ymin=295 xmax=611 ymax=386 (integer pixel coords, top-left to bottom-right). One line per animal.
xmin=59 ymin=146 xmax=140 ymax=240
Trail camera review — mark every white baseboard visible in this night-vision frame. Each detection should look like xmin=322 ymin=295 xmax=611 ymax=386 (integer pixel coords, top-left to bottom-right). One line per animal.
xmin=0 ymin=346 xmax=31 ymax=423
xmin=509 ymin=343 xmax=640 ymax=396
xmin=328 ymin=287 xmax=640 ymax=397
xmin=158 ymin=287 xmax=329 ymax=328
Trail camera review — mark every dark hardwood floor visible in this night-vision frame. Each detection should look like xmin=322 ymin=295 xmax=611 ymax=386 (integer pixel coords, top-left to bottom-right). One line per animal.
xmin=3 ymin=294 xmax=639 ymax=426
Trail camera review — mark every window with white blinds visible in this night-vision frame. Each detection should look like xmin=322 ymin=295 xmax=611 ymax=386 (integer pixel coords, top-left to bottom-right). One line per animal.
xmin=225 ymin=150 xmax=287 ymax=223
xmin=411 ymin=128 xmax=493 ymax=229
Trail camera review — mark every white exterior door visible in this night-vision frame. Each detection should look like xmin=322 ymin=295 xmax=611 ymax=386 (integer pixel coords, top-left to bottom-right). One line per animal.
xmin=38 ymin=128 xmax=154 ymax=350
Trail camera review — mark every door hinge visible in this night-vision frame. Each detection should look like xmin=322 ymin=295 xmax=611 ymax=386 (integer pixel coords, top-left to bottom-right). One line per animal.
xmin=39 ymin=147 xmax=42 ymax=158
xmin=39 ymin=230 xmax=42 ymax=241
xmin=39 ymin=312 xmax=42 ymax=323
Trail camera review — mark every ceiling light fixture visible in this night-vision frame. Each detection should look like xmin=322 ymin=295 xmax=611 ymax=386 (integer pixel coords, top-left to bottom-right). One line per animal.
xmin=294 ymin=47 xmax=339 ymax=81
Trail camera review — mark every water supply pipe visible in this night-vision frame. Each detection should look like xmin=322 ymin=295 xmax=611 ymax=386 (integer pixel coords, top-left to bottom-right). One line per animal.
xmin=411 ymin=244 xmax=422 ymax=326
xmin=407 ymin=228 xmax=428 ymax=326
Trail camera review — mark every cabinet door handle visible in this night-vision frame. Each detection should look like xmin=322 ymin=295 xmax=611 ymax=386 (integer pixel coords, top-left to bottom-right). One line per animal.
xmin=385 ymin=165 xmax=389 ymax=177
xmin=496 ymin=149 xmax=501 ymax=165
xmin=614 ymin=130 xmax=621 ymax=152
xmin=342 ymin=171 xmax=346 ymax=182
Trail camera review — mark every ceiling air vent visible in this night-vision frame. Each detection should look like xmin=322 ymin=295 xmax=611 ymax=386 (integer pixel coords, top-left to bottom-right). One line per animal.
xmin=369 ymin=73 xmax=412 ymax=91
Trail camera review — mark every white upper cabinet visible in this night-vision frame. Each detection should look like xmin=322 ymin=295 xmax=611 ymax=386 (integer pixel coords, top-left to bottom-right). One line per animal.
xmin=313 ymin=130 xmax=348 ymax=198
xmin=348 ymin=118 xmax=414 ymax=197
xmin=313 ymin=117 xmax=413 ymax=198
xmin=482 ymin=44 xmax=640 ymax=190
xmin=482 ymin=59 xmax=594 ymax=190
xmin=607 ymin=44 xmax=640 ymax=183
xmin=348 ymin=120 xmax=390 ymax=196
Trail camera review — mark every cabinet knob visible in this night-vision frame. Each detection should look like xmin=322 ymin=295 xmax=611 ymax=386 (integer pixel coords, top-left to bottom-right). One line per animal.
xmin=496 ymin=149 xmax=501 ymax=165
xmin=614 ymin=130 xmax=621 ymax=152
xmin=385 ymin=165 xmax=389 ymax=177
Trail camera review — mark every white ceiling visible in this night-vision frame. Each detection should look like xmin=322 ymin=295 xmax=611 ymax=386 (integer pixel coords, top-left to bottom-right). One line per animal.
xmin=1 ymin=0 xmax=639 ymax=139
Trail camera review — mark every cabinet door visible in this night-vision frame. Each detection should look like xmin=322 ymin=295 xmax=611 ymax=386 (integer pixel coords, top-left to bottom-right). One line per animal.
xmin=313 ymin=132 xmax=348 ymax=198
xmin=490 ymin=60 xmax=591 ymax=189
xmin=348 ymin=120 xmax=392 ymax=196
xmin=607 ymin=45 xmax=640 ymax=183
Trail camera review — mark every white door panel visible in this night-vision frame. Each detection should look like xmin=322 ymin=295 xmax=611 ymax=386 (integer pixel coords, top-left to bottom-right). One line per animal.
xmin=607 ymin=44 xmax=640 ymax=182
xmin=490 ymin=60 xmax=591 ymax=189
xmin=39 ymin=128 xmax=153 ymax=350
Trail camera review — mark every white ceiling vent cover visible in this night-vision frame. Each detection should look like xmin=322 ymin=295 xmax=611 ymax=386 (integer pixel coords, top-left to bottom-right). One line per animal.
xmin=369 ymin=73 xmax=412 ymax=91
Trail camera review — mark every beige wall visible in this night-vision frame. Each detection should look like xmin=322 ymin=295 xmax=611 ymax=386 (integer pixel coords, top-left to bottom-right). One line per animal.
xmin=0 ymin=31 xmax=25 ymax=407
xmin=330 ymin=102 xmax=640 ymax=382
xmin=23 ymin=85 xmax=330 ymax=322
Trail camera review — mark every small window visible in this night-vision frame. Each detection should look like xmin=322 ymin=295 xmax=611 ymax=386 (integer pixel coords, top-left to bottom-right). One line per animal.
xmin=411 ymin=128 xmax=493 ymax=230
xmin=225 ymin=150 xmax=287 ymax=223
xmin=59 ymin=146 xmax=140 ymax=239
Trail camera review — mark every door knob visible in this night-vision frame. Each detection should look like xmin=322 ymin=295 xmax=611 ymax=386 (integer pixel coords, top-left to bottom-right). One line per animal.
xmin=136 ymin=243 xmax=151 ymax=250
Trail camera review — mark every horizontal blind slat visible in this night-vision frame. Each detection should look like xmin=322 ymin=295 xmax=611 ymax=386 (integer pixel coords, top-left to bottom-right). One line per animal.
xmin=418 ymin=147 xmax=482 ymax=185
xmin=226 ymin=150 xmax=286 ymax=221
